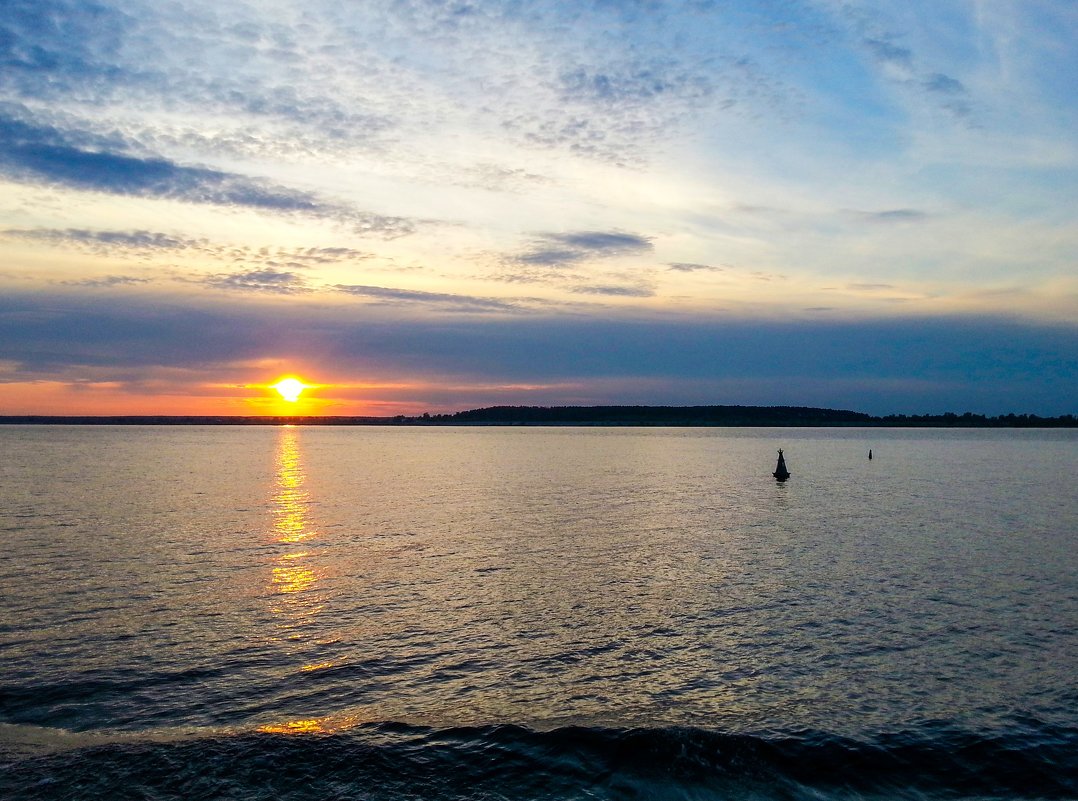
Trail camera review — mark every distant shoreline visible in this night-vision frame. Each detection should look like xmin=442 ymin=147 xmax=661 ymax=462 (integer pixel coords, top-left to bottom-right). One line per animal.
xmin=1 ymin=405 xmax=1075 ymax=427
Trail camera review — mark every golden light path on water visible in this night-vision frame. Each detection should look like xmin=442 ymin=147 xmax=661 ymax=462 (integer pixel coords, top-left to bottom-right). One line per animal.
xmin=260 ymin=427 xmax=360 ymax=735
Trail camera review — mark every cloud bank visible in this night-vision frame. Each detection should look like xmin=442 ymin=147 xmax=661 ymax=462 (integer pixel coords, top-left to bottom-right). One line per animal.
xmin=1 ymin=290 xmax=1074 ymax=415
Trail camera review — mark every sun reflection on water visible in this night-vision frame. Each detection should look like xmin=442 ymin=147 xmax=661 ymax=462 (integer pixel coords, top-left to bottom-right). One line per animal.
xmin=271 ymin=564 xmax=317 ymax=594
xmin=257 ymin=710 xmax=372 ymax=735
xmin=269 ymin=428 xmax=327 ymax=633
xmin=273 ymin=430 xmax=313 ymax=545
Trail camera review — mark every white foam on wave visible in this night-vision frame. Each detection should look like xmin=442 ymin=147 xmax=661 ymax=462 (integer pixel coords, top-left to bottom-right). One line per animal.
xmin=0 ymin=721 xmax=222 ymax=756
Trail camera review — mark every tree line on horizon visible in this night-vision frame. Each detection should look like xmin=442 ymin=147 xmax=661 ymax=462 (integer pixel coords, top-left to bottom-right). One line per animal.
xmin=403 ymin=405 xmax=1075 ymax=427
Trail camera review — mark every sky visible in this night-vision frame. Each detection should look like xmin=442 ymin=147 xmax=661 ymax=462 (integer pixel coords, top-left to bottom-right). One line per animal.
xmin=1 ymin=0 xmax=1075 ymax=417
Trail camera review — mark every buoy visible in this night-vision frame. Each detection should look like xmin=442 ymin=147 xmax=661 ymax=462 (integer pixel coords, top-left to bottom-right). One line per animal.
xmin=773 ymin=448 xmax=791 ymax=481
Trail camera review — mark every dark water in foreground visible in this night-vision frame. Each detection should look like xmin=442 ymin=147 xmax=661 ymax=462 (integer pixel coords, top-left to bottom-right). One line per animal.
xmin=1 ymin=426 xmax=1075 ymax=799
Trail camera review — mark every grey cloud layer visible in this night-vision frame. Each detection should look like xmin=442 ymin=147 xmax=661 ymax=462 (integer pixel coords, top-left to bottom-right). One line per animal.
xmin=1 ymin=291 xmax=1074 ymax=415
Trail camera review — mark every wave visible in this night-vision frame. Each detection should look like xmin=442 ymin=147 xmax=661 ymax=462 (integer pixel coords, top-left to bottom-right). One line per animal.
xmin=2 ymin=721 xmax=1076 ymax=800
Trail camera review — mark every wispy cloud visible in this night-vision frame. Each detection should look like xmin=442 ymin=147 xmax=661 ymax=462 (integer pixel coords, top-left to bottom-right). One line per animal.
xmin=60 ymin=275 xmax=153 ymax=288
xmin=570 ymin=284 xmax=654 ymax=298
xmin=334 ymin=284 xmax=520 ymax=313
xmin=848 ymin=283 xmax=896 ymax=291
xmin=505 ymin=50 xmax=788 ymax=163
xmin=5 ymin=228 xmax=194 ymax=251
xmin=516 ymin=230 xmax=653 ymax=267
xmin=202 ymin=269 xmax=311 ymax=294
xmin=860 ymin=26 xmax=973 ymax=121
xmin=3 ymin=228 xmax=376 ymax=273
xmin=855 ymin=209 xmax=931 ymax=223
xmin=923 ymin=73 xmax=966 ymax=95
xmin=668 ymin=262 xmax=725 ymax=273
xmin=558 ymin=62 xmax=712 ymax=108
xmin=864 ymin=38 xmax=914 ymax=71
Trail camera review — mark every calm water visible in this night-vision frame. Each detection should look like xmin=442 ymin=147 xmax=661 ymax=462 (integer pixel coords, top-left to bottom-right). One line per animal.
xmin=1 ymin=425 xmax=1075 ymax=800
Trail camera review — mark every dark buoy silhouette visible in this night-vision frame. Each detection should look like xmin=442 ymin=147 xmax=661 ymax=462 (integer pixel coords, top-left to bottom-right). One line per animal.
xmin=868 ymin=448 xmax=873 ymax=460
xmin=773 ymin=448 xmax=791 ymax=481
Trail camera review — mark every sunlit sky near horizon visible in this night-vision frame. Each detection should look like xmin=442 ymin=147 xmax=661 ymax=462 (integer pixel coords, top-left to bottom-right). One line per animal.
xmin=1 ymin=0 xmax=1075 ymax=416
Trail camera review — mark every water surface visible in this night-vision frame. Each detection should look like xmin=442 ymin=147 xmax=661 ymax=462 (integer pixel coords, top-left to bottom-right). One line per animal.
xmin=1 ymin=426 xmax=1075 ymax=799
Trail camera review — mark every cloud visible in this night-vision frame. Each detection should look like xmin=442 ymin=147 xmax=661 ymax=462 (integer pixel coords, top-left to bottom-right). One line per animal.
xmin=504 ymin=49 xmax=788 ymax=164
xmin=60 ymin=275 xmax=152 ymax=288
xmin=452 ymin=163 xmax=553 ymax=193
xmin=2 ymin=291 xmax=1075 ymax=415
xmin=203 ymin=245 xmax=373 ymax=269
xmin=570 ymin=284 xmax=654 ymax=298
xmin=559 ymin=64 xmax=711 ymax=107
xmin=921 ymin=72 xmax=971 ymax=118
xmin=266 ymin=247 xmax=372 ymax=267
xmin=516 ymin=247 xmax=584 ymax=267
xmin=668 ymin=262 xmax=724 ymax=273
xmin=847 ymin=283 xmax=896 ymax=291
xmin=5 ymin=228 xmax=196 ymax=251
xmin=861 ymin=31 xmax=973 ymax=120
xmin=0 ymin=109 xmax=415 ymax=236
xmin=0 ymin=0 xmax=128 ymax=100
xmin=557 ymin=231 xmax=653 ymax=251
xmin=333 ymin=284 xmax=520 ymax=313
xmin=202 ymin=269 xmax=311 ymax=294
xmin=3 ymin=229 xmax=377 ymax=274
xmin=516 ymin=230 xmax=653 ymax=266
xmin=923 ymin=73 xmax=966 ymax=95
xmin=0 ymin=0 xmax=391 ymax=158
xmin=0 ymin=113 xmax=315 ymax=208
xmin=856 ymin=209 xmax=930 ymax=223
xmin=864 ymin=38 xmax=913 ymax=70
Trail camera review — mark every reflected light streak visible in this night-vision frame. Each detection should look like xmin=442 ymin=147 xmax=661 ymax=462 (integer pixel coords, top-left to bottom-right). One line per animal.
xmin=272 ymin=564 xmax=316 ymax=594
xmin=257 ymin=710 xmax=372 ymax=735
xmin=258 ymin=719 xmax=325 ymax=735
xmin=262 ymin=428 xmax=353 ymax=728
xmin=268 ymin=427 xmax=324 ymax=634
xmin=273 ymin=430 xmax=314 ymax=544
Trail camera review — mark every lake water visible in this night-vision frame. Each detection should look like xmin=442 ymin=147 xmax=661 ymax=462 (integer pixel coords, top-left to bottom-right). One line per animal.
xmin=1 ymin=425 xmax=1075 ymax=799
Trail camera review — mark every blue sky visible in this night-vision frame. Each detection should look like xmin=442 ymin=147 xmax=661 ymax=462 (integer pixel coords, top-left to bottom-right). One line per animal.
xmin=0 ymin=0 xmax=1075 ymax=415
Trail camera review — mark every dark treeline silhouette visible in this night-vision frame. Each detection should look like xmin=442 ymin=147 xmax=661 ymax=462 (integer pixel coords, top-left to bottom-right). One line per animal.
xmin=421 ymin=405 xmax=1075 ymax=427
xmin=430 ymin=405 xmax=873 ymax=425
xmin=3 ymin=406 xmax=1074 ymax=427
xmin=876 ymin=411 xmax=1076 ymax=427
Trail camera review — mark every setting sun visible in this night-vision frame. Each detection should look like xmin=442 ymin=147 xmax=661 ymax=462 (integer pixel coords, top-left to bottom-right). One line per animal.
xmin=273 ymin=378 xmax=307 ymax=403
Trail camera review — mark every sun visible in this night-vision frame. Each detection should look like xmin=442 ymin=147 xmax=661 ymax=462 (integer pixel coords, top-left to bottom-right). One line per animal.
xmin=272 ymin=377 xmax=307 ymax=403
